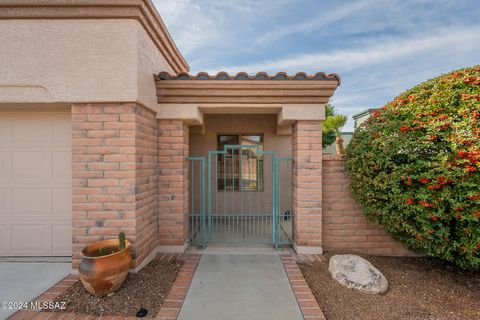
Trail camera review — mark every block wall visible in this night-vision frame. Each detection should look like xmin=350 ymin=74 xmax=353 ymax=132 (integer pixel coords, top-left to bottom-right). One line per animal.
xmin=322 ymin=154 xmax=414 ymax=256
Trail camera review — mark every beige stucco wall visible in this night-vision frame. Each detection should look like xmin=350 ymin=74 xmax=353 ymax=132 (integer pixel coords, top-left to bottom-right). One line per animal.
xmin=0 ymin=19 xmax=173 ymax=110
xmin=190 ymin=115 xmax=292 ymax=159
xmin=189 ymin=115 xmax=293 ymax=216
xmin=136 ymin=22 xmax=174 ymax=110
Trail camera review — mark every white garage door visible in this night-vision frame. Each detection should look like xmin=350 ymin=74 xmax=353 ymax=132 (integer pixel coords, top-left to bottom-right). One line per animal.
xmin=0 ymin=112 xmax=72 ymax=256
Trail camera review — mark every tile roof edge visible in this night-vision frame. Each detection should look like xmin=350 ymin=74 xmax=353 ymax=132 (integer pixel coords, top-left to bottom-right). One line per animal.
xmin=156 ymin=71 xmax=341 ymax=85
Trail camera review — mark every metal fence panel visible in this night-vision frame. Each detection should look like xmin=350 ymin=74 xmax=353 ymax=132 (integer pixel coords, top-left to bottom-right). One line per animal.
xmin=187 ymin=145 xmax=293 ymax=247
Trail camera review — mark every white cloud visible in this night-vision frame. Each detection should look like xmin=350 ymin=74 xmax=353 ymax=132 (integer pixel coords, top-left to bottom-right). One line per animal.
xmin=154 ymin=0 xmax=304 ymax=69
xmin=207 ymin=25 xmax=480 ymax=131
xmin=255 ymin=0 xmax=380 ymax=46
xmin=211 ymin=26 xmax=480 ymax=74
xmin=153 ymin=0 xmax=480 ymax=131
xmin=153 ymin=0 xmax=224 ymax=55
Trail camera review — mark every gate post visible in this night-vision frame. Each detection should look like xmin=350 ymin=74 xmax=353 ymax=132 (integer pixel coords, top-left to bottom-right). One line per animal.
xmin=292 ymin=120 xmax=323 ymax=254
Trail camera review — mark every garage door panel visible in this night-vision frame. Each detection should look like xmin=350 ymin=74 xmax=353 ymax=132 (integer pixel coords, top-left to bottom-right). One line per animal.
xmin=12 ymin=151 xmax=49 ymax=177
xmin=0 ymin=112 xmax=71 ymax=257
xmin=53 ymin=115 xmax=71 ymax=144
xmin=0 ymin=188 xmax=6 ymax=214
xmin=12 ymin=187 xmax=48 ymax=216
xmin=52 ymin=224 xmax=72 ymax=252
xmin=0 ymin=224 xmax=9 ymax=253
xmin=0 ymin=117 xmax=12 ymax=143
xmin=53 ymin=151 xmax=71 ymax=178
xmin=0 ymin=151 xmax=11 ymax=177
xmin=0 ymin=187 xmax=11 ymax=217
xmin=11 ymin=224 xmax=50 ymax=252
xmin=12 ymin=117 xmax=53 ymax=144
xmin=52 ymin=187 xmax=71 ymax=216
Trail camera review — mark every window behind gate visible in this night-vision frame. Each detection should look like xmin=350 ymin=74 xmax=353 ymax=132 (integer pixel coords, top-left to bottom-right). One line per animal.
xmin=217 ymin=134 xmax=264 ymax=191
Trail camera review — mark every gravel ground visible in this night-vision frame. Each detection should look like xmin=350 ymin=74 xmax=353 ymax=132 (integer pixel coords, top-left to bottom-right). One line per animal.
xmin=51 ymin=257 xmax=183 ymax=318
xmin=299 ymin=254 xmax=480 ymax=320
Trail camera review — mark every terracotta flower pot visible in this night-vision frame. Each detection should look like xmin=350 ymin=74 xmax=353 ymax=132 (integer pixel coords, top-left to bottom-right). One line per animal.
xmin=79 ymin=239 xmax=132 ymax=296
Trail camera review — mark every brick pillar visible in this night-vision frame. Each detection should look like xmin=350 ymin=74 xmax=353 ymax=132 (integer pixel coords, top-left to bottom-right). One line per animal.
xmin=158 ymin=120 xmax=189 ymax=248
xmin=292 ymin=120 xmax=323 ymax=254
xmin=71 ymin=103 xmax=158 ymax=269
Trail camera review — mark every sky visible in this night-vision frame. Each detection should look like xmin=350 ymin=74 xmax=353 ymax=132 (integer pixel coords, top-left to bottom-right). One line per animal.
xmin=153 ymin=0 xmax=480 ymax=131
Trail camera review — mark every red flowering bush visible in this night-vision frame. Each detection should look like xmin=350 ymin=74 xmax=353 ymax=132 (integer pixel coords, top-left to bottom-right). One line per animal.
xmin=345 ymin=66 xmax=480 ymax=269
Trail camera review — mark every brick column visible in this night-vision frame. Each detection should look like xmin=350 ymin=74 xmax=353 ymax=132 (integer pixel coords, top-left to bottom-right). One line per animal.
xmin=292 ymin=120 xmax=323 ymax=253
xmin=158 ymin=120 xmax=189 ymax=248
xmin=71 ymin=103 xmax=158 ymax=268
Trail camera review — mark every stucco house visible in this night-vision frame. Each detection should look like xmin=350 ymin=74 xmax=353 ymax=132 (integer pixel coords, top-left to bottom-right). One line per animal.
xmin=0 ymin=0 xmax=410 ymax=270
xmin=353 ymin=108 xmax=378 ymax=129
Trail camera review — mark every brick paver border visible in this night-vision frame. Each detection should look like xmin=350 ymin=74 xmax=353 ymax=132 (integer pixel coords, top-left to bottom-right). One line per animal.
xmin=8 ymin=254 xmax=201 ymax=320
xmin=155 ymin=254 xmax=200 ymax=320
xmin=280 ymin=255 xmax=326 ymax=320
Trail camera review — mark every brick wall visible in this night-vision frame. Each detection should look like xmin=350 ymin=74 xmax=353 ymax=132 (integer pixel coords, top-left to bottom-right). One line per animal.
xmin=292 ymin=120 xmax=323 ymax=250
xmin=71 ymin=103 xmax=159 ymax=268
xmin=158 ymin=120 xmax=189 ymax=246
xmin=322 ymin=154 xmax=413 ymax=256
xmin=70 ymin=104 xmax=411 ymax=265
xmin=133 ymin=106 xmax=158 ymax=264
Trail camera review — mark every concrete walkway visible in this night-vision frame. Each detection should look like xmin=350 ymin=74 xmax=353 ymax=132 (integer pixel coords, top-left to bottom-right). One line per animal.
xmin=177 ymin=254 xmax=303 ymax=320
xmin=0 ymin=262 xmax=71 ymax=319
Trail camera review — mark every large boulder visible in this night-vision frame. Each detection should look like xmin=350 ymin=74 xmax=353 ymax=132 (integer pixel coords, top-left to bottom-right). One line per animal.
xmin=328 ymin=254 xmax=388 ymax=294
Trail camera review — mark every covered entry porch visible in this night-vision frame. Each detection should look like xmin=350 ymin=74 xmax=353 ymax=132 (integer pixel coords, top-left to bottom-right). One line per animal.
xmin=188 ymin=114 xmax=294 ymax=247
xmin=155 ymin=71 xmax=340 ymax=254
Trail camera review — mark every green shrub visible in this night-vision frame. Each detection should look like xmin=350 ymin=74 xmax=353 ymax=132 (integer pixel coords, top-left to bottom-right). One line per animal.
xmin=345 ymin=66 xmax=480 ymax=269
xmin=322 ymin=130 xmax=336 ymax=149
xmin=322 ymin=104 xmax=337 ymax=148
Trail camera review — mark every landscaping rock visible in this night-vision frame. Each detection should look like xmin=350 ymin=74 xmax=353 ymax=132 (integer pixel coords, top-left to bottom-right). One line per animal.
xmin=328 ymin=254 xmax=388 ymax=294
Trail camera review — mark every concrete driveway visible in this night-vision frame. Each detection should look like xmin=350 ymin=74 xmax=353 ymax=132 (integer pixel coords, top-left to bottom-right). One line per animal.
xmin=0 ymin=262 xmax=71 ymax=319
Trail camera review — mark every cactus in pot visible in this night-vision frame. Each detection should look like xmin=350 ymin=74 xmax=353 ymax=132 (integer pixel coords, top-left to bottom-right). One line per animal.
xmin=79 ymin=231 xmax=132 ymax=295
xmin=119 ymin=231 xmax=126 ymax=250
xmin=98 ymin=247 xmax=107 ymax=256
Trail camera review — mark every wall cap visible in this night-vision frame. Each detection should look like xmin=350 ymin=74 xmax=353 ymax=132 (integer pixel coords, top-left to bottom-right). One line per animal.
xmin=323 ymin=153 xmax=345 ymax=160
xmin=293 ymin=244 xmax=323 ymax=255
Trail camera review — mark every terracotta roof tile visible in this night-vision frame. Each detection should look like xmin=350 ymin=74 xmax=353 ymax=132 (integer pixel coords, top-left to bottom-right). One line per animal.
xmin=156 ymin=71 xmax=341 ymax=84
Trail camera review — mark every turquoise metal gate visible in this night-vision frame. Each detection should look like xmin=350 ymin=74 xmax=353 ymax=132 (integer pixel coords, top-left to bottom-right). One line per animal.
xmin=188 ymin=145 xmax=293 ymax=248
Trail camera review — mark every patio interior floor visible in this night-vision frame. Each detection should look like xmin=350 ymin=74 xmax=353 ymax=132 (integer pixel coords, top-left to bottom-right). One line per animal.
xmin=189 ymin=216 xmax=293 ymax=245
